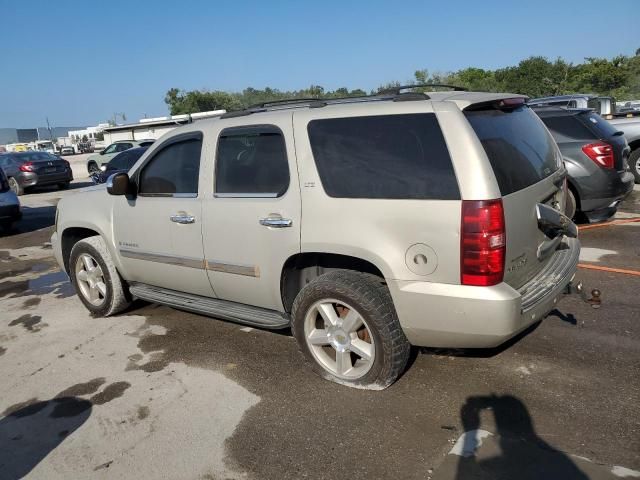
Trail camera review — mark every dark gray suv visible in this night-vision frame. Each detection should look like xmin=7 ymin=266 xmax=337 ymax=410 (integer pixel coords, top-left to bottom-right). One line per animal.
xmin=532 ymin=106 xmax=634 ymax=222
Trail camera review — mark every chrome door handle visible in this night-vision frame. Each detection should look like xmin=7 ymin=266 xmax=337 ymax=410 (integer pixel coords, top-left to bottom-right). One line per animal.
xmin=259 ymin=216 xmax=292 ymax=228
xmin=170 ymin=214 xmax=196 ymax=224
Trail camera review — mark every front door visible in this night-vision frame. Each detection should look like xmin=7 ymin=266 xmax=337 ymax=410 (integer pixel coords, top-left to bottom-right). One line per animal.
xmin=201 ymin=117 xmax=301 ymax=310
xmin=113 ymin=132 xmax=214 ymax=297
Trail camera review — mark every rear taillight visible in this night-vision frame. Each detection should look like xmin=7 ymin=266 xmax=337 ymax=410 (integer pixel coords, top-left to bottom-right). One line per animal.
xmin=582 ymin=142 xmax=614 ymax=169
xmin=461 ymin=199 xmax=506 ymax=286
xmin=19 ymin=162 xmax=35 ymax=172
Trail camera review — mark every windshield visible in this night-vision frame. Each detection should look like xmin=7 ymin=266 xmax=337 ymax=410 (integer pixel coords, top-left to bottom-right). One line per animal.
xmin=108 ymin=148 xmax=146 ymax=170
xmin=464 ymin=106 xmax=561 ymax=195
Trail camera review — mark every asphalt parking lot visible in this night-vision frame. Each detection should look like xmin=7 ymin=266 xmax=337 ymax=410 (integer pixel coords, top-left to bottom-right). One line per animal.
xmin=1 ymin=165 xmax=639 ymax=479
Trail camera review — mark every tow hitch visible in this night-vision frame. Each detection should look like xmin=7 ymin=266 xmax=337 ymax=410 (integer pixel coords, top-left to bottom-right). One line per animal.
xmin=565 ymin=280 xmax=602 ymax=308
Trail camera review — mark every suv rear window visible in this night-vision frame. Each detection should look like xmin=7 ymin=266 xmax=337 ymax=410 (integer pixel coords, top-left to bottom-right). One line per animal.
xmin=307 ymin=114 xmax=459 ymax=200
xmin=465 ymin=106 xmax=560 ymax=195
xmin=579 ymin=112 xmax=619 ymax=138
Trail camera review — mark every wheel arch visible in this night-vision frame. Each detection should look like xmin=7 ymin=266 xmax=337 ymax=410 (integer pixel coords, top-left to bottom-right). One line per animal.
xmin=60 ymin=227 xmax=101 ymax=274
xmin=280 ymin=252 xmax=386 ymax=313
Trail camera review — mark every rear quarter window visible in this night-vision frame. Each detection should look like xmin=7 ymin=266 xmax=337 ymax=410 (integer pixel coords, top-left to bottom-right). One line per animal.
xmin=307 ymin=114 xmax=459 ymax=200
xmin=539 ymin=114 xmax=595 ymax=143
xmin=465 ymin=106 xmax=560 ymax=196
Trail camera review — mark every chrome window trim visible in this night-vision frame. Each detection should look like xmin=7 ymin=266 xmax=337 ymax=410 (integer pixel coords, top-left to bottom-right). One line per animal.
xmin=213 ymin=193 xmax=279 ymax=199
xmin=137 ymin=192 xmax=198 ymax=199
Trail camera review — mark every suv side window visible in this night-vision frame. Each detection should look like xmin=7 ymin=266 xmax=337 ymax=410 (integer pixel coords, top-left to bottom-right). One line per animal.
xmin=215 ymin=125 xmax=289 ymax=197
xmin=307 ymin=114 xmax=459 ymax=200
xmin=115 ymin=143 xmax=132 ymax=152
xmin=138 ymin=136 xmax=202 ymax=196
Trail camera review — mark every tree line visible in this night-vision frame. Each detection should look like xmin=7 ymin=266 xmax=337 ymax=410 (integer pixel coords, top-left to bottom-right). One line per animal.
xmin=165 ymin=50 xmax=640 ymax=115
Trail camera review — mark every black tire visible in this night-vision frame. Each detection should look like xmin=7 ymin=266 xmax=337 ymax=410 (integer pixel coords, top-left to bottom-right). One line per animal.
xmin=629 ymin=148 xmax=640 ymax=184
xmin=87 ymin=162 xmax=99 ymax=175
xmin=291 ymin=270 xmax=410 ymax=390
xmin=69 ymin=236 xmax=130 ymax=316
xmin=8 ymin=177 xmax=23 ymax=196
xmin=58 ymin=182 xmax=70 ymax=190
xmin=565 ymin=187 xmax=577 ymax=220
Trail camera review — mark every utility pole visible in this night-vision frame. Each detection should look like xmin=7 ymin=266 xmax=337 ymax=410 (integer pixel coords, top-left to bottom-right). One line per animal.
xmin=46 ymin=117 xmax=54 ymax=141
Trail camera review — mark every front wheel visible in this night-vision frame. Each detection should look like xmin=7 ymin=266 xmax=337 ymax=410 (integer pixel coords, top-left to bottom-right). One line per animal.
xmin=292 ymin=270 xmax=410 ymax=390
xmin=629 ymin=149 xmax=640 ymax=184
xmin=69 ymin=236 xmax=130 ymax=316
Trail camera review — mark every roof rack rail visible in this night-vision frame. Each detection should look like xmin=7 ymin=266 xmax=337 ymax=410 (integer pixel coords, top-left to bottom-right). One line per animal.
xmin=248 ymin=98 xmax=325 ymax=109
xmin=380 ymin=83 xmax=468 ymax=94
xmin=219 ymin=90 xmax=433 ymax=119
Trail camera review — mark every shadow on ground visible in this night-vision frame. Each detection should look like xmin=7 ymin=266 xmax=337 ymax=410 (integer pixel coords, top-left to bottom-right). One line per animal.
xmin=0 ymin=397 xmax=92 ymax=479
xmin=449 ymin=395 xmax=588 ymax=480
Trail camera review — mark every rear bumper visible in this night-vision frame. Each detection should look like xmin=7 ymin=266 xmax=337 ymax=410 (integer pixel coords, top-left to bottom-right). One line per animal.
xmin=19 ymin=170 xmax=73 ymax=188
xmin=389 ymin=237 xmax=580 ymax=348
xmin=580 ymin=172 xmax=635 ymax=215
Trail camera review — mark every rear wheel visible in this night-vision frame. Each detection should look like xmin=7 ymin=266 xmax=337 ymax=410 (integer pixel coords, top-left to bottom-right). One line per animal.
xmin=87 ymin=162 xmax=99 ymax=175
xmin=8 ymin=177 xmax=23 ymax=196
xmin=565 ymin=188 xmax=577 ymax=220
xmin=292 ymin=270 xmax=410 ymax=389
xmin=629 ymin=149 xmax=640 ymax=184
xmin=69 ymin=236 xmax=130 ymax=316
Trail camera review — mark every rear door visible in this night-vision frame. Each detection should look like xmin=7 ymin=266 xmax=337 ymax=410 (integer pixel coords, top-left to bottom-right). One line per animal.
xmin=464 ymin=105 xmax=565 ymax=289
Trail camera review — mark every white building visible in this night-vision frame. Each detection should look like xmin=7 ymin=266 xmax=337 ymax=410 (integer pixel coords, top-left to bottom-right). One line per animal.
xmin=102 ymin=110 xmax=225 ymax=144
xmin=68 ymin=124 xmax=110 ymax=143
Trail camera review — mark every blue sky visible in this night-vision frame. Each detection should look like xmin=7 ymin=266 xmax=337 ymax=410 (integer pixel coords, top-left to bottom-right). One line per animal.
xmin=1 ymin=0 xmax=638 ymax=128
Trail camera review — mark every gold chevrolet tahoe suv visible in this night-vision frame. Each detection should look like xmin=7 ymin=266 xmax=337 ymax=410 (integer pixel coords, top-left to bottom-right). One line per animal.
xmin=52 ymin=88 xmax=580 ymax=389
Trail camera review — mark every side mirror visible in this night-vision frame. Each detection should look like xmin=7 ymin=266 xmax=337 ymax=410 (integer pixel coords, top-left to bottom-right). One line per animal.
xmin=107 ymin=172 xmax=133 ymax=196
xmin=99 ymin=150 xmax=105 ymax=155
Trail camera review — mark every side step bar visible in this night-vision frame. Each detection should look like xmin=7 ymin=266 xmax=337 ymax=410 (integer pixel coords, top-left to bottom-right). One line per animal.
xmin=129 ymin=283 xmax=290 ymax=330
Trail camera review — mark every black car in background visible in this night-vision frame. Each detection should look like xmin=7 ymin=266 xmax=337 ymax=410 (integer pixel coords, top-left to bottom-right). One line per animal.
xmin=0 ymin=152 xmax=73 ymax=196
xmin=92 ymin=147 xmax=148 ymax=184
xmin=532 ymin=106 xmax=634 ymax=222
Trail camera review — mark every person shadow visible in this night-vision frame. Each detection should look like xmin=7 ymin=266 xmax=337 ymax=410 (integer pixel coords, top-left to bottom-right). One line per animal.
xmin=455 ymin=395 xmax=588 ymax=480
xmin=0 ymin=397 xmax=92 ymax=479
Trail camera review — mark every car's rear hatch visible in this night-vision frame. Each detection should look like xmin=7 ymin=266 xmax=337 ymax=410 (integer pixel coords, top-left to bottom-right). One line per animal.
xmin=32 ymin=157 xmax=69 ymax=176
xmin=464 ymin=102 xmax=568 ymax=290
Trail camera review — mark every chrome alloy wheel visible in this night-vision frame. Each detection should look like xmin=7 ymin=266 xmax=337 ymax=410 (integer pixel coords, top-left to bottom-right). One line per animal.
xmin=303 ymin=299 xmax=375 ymax=380
xmin=75 ymin=253 xmax=107 ymax=306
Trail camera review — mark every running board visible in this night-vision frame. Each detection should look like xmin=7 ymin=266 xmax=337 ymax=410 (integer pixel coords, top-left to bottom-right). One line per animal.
xmin=129 ymin=283 xmax=290 ymax=329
